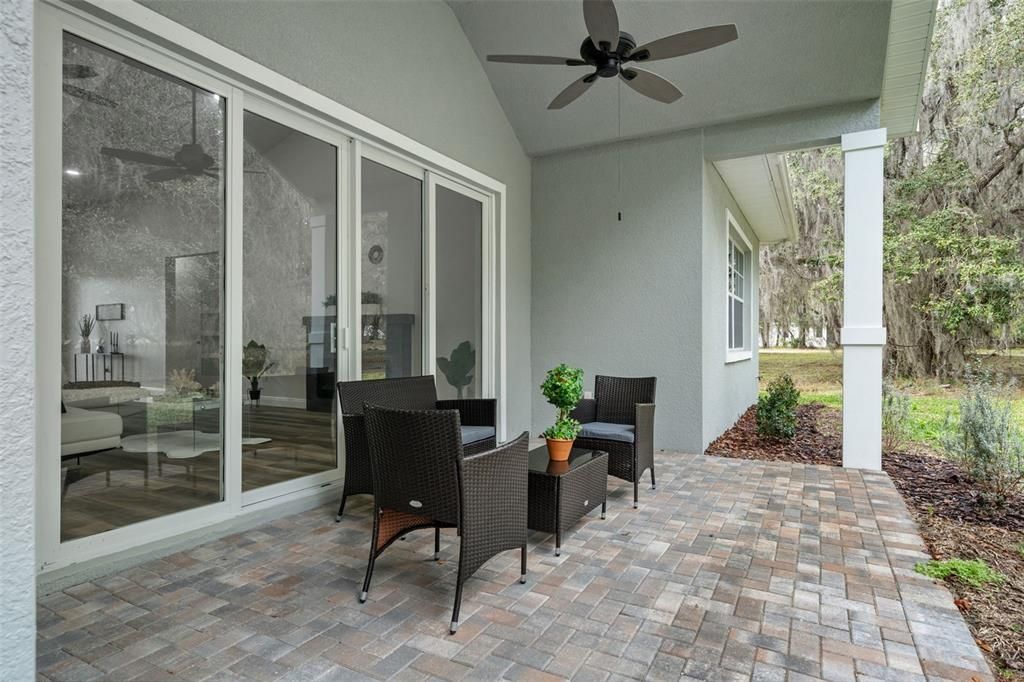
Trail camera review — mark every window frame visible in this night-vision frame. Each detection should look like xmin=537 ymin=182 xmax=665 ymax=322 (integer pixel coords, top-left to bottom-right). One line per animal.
xmin=725 ymin=209 xmax=754 ymax=364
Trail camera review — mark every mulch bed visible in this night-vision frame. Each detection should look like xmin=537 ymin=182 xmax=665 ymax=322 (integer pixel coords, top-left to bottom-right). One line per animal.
xmin=706 ymin=404 xmax=1024 ymax=677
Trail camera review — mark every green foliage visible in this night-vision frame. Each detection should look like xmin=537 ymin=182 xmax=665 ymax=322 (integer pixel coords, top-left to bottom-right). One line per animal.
xmin=540 ymin=364 xmax=583 ymax=440
xmin=941 ymin=371 xmax=1024 ymax=503
xmin=914 ymin=558 xmax=1005 ymax=588
xmin=757 ymin=374 xmax=800 ymax=440
xmin=242 ymin=340 xmax=275 ymax=388
xmin=953 ymin=0 xmax=1023 ymax=123
xmin=437 ymin=341 xmax=475 ymax=399
xmin=78 ymin=313 xmax=95 ymax=338
xmin=543 ymin=417 xmax=582 ymax=441
xmin=882 ymin=381 xmax=912 ymax=452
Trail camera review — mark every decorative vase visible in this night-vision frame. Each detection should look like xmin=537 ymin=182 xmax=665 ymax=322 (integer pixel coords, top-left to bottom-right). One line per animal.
xmin=546 ymin=438 xmax=573 ymax=462
xmin=80 ymin=338 xmax=91 ymax=354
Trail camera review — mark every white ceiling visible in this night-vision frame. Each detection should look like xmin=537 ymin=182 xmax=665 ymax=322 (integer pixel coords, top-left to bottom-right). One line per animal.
xmin=447 ymin=0 xmax=892 ymax=156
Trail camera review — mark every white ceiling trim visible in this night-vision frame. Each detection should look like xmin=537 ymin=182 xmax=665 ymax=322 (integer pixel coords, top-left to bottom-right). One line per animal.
xmin=880 ymin=0 xmax=938 ymax=137
xmin=713 ymin=154 xmax=797 ymax=245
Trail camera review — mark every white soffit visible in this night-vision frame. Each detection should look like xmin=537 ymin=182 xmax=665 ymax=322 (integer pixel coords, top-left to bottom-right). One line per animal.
xmin=714 ymin=154 xmax=797 ymax=245
xmin=880 ymin=0 xmax=938 ymax=137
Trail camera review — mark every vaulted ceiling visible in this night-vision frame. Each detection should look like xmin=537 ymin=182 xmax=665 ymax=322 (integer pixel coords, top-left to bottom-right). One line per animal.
xmin=448 ymin=0 xmax=893 ymax=156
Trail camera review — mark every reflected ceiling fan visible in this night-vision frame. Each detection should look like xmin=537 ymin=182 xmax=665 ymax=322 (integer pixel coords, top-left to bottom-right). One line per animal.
xmin=63 ymin=63 xmax=118 ymax=108
xmin=101 ymin=90 xmax=261 ymax=182
xmin=487 ymin=0 xmax=738 ymax=109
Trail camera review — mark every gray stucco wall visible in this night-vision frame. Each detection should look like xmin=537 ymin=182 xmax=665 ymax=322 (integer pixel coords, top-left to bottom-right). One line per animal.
xmin=142 ymin=0 xmax=533 ymax=434
xmin=531 ymin=131 xmax=704 ymax=452
xmin=701 ymin=162 xmax=761 ymax=448
xmin=0 ymin=0 xmax=36 ymax=676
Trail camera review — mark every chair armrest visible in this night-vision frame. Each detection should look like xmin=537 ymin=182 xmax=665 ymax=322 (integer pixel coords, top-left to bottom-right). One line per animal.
xmin=437 ymin=398 xmax=496 ymax=427
xmin=634 ymin=403 xmax=655 ymax=453
xmin=460 ymin=432 xmax=529 ymax=533
xmin=570 ymin=398 xmax=597 ymax=424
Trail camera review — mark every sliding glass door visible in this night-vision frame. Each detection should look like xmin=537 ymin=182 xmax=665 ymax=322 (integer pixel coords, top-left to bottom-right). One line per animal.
xmin=240 ymin=106 xmax=341 ymax=495
xmin=59 ymin=34 xmax=226 ymax=540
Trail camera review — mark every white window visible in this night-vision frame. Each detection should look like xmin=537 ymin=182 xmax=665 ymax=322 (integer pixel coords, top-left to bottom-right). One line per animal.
xmin=726 ymin=211 xmax=752 ymax=362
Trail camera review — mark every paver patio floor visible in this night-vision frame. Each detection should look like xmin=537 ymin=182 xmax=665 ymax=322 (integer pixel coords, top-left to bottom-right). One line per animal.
xmin=37 ymin=453 xmax=993 ymax=681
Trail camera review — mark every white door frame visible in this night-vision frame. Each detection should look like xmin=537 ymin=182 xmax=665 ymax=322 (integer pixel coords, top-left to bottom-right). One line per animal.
xmin=34 ymin=0 xmax=508 ymax=572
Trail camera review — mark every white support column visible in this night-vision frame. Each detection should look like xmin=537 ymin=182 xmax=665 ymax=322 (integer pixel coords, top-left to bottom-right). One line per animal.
xmin=841 ymin=128 xmax=887 ymax=470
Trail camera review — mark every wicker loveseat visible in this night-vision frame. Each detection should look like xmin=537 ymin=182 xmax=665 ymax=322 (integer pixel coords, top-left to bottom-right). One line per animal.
xmin=571 ymin=375 xmax=657 ymax=508
xmin=335 ymin=375 xmax=497 ymax=520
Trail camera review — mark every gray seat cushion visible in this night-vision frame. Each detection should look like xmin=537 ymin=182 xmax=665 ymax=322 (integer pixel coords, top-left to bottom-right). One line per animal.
xmin=580 ymin=421 xmax=634 ymax=443
xmin=460 ymin=425 xmax=495 ymax=445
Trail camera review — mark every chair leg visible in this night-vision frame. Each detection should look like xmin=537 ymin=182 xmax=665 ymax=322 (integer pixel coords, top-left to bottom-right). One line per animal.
xmin=450 ymin=537 xmax=466 ymax=634
xmin=434 ymin=525 xmax=441 ymax=561
xmin=633 ymin=479 xmax=639 ymax=509
xmin=651 ymin=466 xmax=656 ymax=490
xmin=520 ymin=544 xmax=527 ymax=584
xmin=335 ymin=494 xmax=348 ymax=522
xmin=360 ymin=509 xmax=381 ymax=603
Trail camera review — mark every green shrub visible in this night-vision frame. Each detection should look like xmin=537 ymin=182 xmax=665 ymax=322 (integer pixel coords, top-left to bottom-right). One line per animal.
xmin=914 ymin=558 xmax=1005 ymax=589
xmin=882 ymin=381 xmax=912 ymax=452
xmin=540 ymin=364 xmax=584 ymax=440
xmin=757 ymin=374 xmax=800 ymax=440
xmin=941 ymin=372 xmax=1024 ymax=504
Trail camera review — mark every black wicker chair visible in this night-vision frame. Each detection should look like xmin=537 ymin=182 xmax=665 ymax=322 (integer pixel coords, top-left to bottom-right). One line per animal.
xmin=335 ymin=375 xmax=497 ymax=520
xmin=571 ymin=375 xmax=656 ymax=509
xmin=360 ymin=404 xmax=528 ymax=634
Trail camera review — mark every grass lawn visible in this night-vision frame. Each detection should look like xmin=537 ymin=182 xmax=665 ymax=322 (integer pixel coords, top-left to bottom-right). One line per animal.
xmin=760 ymin=348 xmax=1024 ymax=449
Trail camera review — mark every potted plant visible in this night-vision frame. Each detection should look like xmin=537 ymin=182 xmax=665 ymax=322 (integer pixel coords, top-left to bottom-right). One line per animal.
xmin=540 ymin=363 xmax=583 ymax=461
xmin=242 ymin=340 xmax=275 ymax=403
xmin=78 ymin=313 xmax=95 ymax=354
xmin=437 ymin=341 xmax=475 ymax=399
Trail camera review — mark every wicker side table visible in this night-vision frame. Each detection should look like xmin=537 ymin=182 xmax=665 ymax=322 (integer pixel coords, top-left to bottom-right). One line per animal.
xmin=527 ymin=446 xmax=608 ymax=556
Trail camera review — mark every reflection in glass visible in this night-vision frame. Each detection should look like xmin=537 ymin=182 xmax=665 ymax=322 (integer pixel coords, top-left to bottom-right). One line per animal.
xmin=361 ymin=159 xmax=423 ymax=379
xmin=435 ymin=186 xmax=483 ymax=400
xmin=60 ymin=33 xmax=225 ymax=541
xmin=241 ymin=111 xmax=338 ymax=491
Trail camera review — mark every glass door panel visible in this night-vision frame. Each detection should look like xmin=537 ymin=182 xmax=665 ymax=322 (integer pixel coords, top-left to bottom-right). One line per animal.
xmin=241 ymin=111 xmax=338 ymax=492
xmin=60 ymin=34 xmax=226 ymax=541
xmin=434 ymin=184 xmax=484 ymax=399
xmin=360 ymin=158 xmax=423 ymax=379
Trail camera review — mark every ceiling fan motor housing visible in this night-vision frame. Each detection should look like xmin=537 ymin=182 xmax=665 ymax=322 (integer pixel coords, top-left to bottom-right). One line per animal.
xmin=580 ymin=31 xmax=636 ymax=78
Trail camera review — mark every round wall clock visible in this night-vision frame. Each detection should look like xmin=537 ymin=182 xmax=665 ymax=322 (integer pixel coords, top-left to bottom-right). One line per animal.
xmin=368 ymin=244 xmax=384 ymax=264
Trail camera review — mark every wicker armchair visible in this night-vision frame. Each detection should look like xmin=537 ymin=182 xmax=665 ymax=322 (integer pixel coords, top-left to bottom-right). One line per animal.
xmin=360 ymin=404 xmax=528 ymax=634
xmin=571 ymin=375 xmax=656 ymax=508
xmin=335 ymin=375 xmax=497 ymax=520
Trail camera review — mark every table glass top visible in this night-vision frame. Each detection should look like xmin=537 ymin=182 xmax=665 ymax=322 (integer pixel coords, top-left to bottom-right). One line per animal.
xmin=527 ymin=445 xmax=606 ymax=476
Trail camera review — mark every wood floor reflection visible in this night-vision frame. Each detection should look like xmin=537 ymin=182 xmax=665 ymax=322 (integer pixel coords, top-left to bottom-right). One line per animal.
xmin=60 ymin=406 xmax=336 ymax=542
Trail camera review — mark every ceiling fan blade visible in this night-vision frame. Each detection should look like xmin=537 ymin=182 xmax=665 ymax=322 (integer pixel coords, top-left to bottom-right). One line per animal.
xmin=487 ymin=55 xmax=587 ymax=66
xmin=100 ymin=147 xmax=179 ymax=167
xmin=548 ymin=74 xmax=598 ymax=110
xmin=63 ymin=84 xmax=118 ymax=108
xmin=620 ymin=68 xmax=682 ymax=103
xmin=144 ymin=168 xmax=187 ymax=182
xmin=63 ymin=64 xmax=98 ymax=79
xmin=583 ymin=0 xmax=619 ymax=50
xmin=629 ymin=24 xmax=738 ymax=62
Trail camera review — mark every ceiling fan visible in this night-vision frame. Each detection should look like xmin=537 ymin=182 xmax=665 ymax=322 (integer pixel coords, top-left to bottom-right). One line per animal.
xmin=487 ymin=0 xmax=738 ymax=109
xmin=101 ymin=90 xmax=261 ymax=182
xmin=63 ymin=63 xmax=118 ymax=108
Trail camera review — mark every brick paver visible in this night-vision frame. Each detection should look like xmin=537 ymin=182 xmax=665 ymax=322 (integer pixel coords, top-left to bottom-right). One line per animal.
xmin=37 ymin=453 xmax=993 ymax=680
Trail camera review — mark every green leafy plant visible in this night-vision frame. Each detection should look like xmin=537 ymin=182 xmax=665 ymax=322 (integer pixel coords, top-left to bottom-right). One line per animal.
xmin=882 ymin=380 xmax=912 ymax=452
xmin=77 ymin=313 xmax=95 ymax=338
xmin=540 ymin=364 xmax=583 ymax=441
xmin=168 ymin=368 xmax=202 ymax=397
xmin=437 ymin=341 xmax=475 ymax=399
xmin=757 ymin=374 xmax=800 ymax=440
xmin=941 ymin=371 xmax=1024 ymax=504
xmin=242 ymin=340 xmax=275 ymax=392
xmin=914 ymin=558 xmax=1005 ymax=589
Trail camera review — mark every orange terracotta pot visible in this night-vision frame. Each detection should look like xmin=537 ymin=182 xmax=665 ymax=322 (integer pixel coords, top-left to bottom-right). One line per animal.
xmin=546 ymin=438 xmax=574 ymax=462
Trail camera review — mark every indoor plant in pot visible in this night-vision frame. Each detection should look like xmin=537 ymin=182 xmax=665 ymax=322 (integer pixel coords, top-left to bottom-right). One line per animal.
xmin=540 ymin=363 xmax=583 ymax=461
xmin=242 ymin=340 xmax=275 ymax=404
